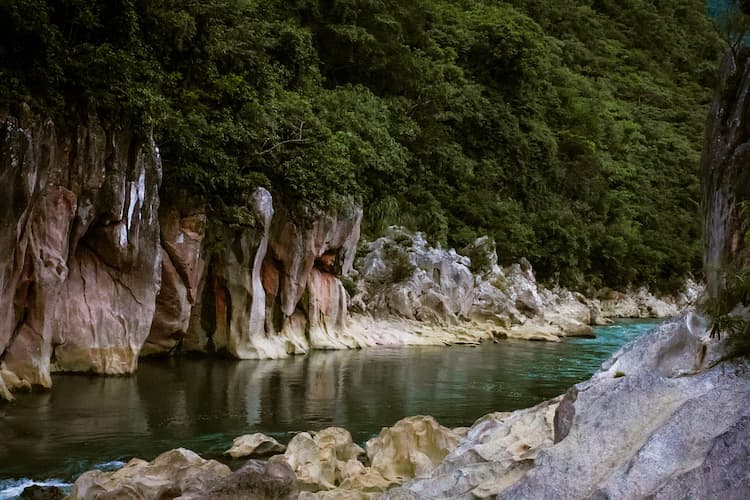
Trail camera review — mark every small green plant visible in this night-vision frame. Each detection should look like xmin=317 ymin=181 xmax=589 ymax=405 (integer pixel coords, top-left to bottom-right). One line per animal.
xmin=491 ymin=275 xmax=509 ymax=294
xmin=338 ymin=275 xmax=359 ymax=297
xmin=393 ymin=232 xmax=414 ymax=248
xmin=701 ymin=265 xmax=750 ymax=343
xmin=383 ymin=241 xmax=415 ymax=284
xmin=461 ymin=237 xmax=497 ymax=276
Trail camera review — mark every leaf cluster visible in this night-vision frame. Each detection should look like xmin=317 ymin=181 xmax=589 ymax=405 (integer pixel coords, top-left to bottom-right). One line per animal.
xmin=0 ymin=0 xmax=726 ymax=291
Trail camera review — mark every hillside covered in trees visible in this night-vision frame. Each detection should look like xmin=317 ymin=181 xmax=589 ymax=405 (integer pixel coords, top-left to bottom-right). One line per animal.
xmin=0 ymin=0 xmax=724 ymax=292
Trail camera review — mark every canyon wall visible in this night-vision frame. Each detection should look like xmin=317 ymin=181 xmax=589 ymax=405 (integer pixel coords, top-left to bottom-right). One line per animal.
xmin=0 ymin=106 xmax=161 ymax=400
xmin=0 ymin=107 xmax=693 ymax=402
xmin=0 ymin=108 xmax=363 ymax=399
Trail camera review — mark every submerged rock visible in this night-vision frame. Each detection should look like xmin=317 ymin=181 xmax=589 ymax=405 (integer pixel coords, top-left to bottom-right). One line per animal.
xmin=20 ymin=485 xmax=64 ymax=500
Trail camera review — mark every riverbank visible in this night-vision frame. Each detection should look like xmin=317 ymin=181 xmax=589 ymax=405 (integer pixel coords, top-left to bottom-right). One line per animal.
xmin=0 ymin=321 xmax=657 ymax=498
xmin=37 ymin=313 xmax=750 ymax=499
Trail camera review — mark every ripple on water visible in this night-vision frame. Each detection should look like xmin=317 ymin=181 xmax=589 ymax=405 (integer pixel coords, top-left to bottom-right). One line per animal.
xmin=0 ymin=479 xmax=71 ymax=500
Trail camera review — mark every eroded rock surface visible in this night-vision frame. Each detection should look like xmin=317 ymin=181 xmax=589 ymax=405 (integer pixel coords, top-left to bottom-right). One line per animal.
xmin=366 ymin=415 xmax=462 ymax=483
xmin=389 ymin=314 xmax=750 ymax=499
xmin=225 ymin=433 xmax=286 ymax=459
xmin=0 ymin=107 xmax=161 ymax=398
xmin=179 ymin=198 xmax=364 ymax=359
xmin=69 ymin=448 xmax=230 ymax=500
xmin=143 ymin=200 xmax=206 ymax=356
xmin=352 ymin=227 xmax=689 ymax=345
xmin=280 ymin=427 xmax=365 ymax=491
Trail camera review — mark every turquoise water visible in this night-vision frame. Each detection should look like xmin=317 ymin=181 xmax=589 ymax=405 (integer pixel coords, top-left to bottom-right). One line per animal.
xmin=0 ymin=319 xmax=660 ymax=496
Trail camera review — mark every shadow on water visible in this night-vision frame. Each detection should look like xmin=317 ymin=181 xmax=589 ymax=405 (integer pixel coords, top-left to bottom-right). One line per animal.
xmin=0 ymin=320 xmax=660 ymax=482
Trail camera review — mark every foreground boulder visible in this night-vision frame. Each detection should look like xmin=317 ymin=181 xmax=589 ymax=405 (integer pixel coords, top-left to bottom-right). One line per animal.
xmin=187 ymin=458 xmax=298 ymax=500
xmin=281 ymin=427 xmax=366 ymax=491
xmin=366 ymin=415 xmax=462 ymax=483
xmin=69 ymin=448 xmax=230 ymax=499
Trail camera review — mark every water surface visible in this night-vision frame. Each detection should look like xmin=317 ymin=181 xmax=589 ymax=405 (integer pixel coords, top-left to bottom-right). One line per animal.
xmin=0 ymin=320 xmax=659 ymax=492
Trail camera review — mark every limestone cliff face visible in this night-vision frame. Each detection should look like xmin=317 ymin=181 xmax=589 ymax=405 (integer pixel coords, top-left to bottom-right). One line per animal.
xmin=0 ymin=107 xmax=162 ymax=399
xmin=0 ymin=107 xmax=367 ymax=397
xmin=148 ymin=192 xmax=363 ymax=359
xmin=703 ymin=50 xmax=750 ymax=298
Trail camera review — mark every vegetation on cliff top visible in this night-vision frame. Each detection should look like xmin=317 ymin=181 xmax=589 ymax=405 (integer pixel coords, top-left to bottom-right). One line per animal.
xmin=0 ymin=0 xmax=724 ymax=292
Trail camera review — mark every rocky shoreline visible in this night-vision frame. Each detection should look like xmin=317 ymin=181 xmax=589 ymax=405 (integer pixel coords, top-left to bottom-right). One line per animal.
xmin=52 ymin=311 xmax=748 ymax=499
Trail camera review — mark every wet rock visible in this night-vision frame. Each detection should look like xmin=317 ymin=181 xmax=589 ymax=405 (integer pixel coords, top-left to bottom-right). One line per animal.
xmin=225 ymin=433 xmax=286 ymax=459
xmin=20 ymin=485 xmax=64 ymax=500
xmin=69 ymin=448 xmax=230 ymax=500
xmin=366 ymin=415 xmax=462 ymax=483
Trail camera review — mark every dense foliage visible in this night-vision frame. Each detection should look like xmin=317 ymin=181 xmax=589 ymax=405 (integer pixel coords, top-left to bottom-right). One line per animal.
xmin=0 ymin=0 xmax=724 ymax=291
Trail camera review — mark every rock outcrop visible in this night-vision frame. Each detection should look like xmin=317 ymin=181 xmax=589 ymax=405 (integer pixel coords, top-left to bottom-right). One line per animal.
xmin=0 ymin=107 xmax=161 ymax=400
xmin=177 ymin=198 xmax=363 ymax=359
xmin=703 ymin=50 xmax=750 ymax=299
xmin=365 ymin=415 xmax=462 ymax=483
xmin=142 ymin=199 xmax=206 ymax=356
xmin=280 ymin=427 xmax=366 ymax=491
xmin=389 ymin=314 xmax=750 ymax=498
xmin=187 ymin=458 xmax=298 ymax=500
xmin=352 ymin=227 xmax=692 ymax=345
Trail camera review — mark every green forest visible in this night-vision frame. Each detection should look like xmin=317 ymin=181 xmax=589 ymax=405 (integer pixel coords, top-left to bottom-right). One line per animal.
xmin=0 ymin=0 xmax=727 ymax=292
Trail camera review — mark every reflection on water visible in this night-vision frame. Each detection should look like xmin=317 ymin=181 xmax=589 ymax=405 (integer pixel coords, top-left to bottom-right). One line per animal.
xmin=0 ymin=320 xmax=659 ymax=481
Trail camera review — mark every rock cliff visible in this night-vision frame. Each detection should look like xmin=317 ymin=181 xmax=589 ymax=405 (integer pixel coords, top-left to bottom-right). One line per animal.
xmin=703 ymin=50 xmax=750 ymax=299
xmin=0 ymin=106 xmax=162 ymax=400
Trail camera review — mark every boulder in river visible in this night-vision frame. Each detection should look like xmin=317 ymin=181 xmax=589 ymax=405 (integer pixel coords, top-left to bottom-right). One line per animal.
xmin=225 ymin=433 xmax=286 ymax=459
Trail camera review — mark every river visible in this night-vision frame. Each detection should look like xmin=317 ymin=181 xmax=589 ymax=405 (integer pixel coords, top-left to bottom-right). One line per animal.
xmin=0 ymin=319 xmax=660 ymax=497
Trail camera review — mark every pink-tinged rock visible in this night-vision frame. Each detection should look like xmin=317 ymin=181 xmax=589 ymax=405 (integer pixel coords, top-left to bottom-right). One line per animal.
xmin=0 ymin=108 xmax=161 ymax=397
xmin=186 ymin=196 xmax=363 ymax=358
xmin=144 ymin=203 xmax=206 ymax=356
